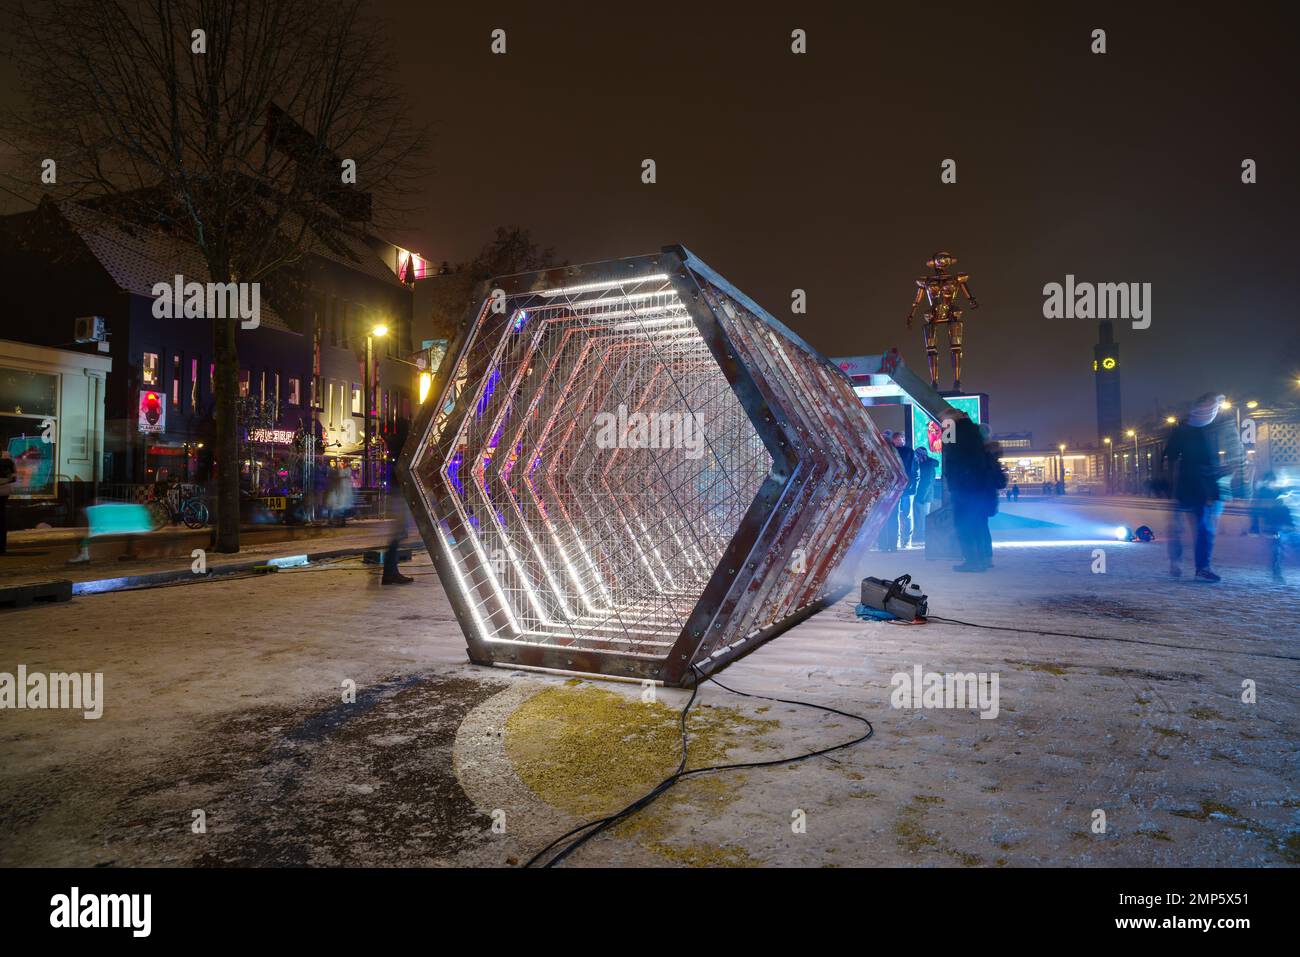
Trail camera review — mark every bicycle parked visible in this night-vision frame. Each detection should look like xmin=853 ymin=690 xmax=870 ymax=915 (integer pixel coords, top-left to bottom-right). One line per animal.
xmin=145 ymin=482 xmax=210 ymax=529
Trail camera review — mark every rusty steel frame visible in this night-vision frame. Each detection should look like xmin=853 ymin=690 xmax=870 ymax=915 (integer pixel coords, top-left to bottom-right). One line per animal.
xmin=398 ymin=245 xmax=905 ymax=686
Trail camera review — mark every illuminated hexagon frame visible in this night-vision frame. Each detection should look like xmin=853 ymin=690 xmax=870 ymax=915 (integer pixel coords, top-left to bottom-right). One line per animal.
xmin=399 ymin=245 xmax=905 ymax=686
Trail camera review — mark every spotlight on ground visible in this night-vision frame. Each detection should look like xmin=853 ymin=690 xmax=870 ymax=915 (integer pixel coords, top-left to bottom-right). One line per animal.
xmin=1114 ymin=525 xmax=1132 ymax=542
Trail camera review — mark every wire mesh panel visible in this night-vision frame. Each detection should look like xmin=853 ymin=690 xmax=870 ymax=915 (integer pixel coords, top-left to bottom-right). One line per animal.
xmin=402 ymin=246 xmax=905 ymax=685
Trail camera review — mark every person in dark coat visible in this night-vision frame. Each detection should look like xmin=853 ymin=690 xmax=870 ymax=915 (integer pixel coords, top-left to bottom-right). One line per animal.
xmin=913 ymin=449 xmax=938 ymax=544
xmin=891 ymin=431 xmax=919 ymax=548
xmin=382 ymin=418 xmax=413 ymax=585
xmin=1162 ymin=392 xmax=1229 ymax=582
xmin=946 ymin=415 xmax=1002 ymax=571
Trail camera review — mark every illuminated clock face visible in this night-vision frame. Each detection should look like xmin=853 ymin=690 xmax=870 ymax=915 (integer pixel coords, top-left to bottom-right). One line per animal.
xmin=1102 ymin=357 xmax=1117 ymax=370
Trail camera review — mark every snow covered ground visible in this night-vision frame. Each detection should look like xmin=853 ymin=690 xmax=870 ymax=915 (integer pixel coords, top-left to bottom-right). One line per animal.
xmin=0 ymin=499 xmax=1295 ymax=867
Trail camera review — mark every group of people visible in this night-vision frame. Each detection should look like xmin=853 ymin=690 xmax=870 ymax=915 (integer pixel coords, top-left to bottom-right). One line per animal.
xmin=875 ymin=414 xmax=1006 ymax=572
xmin=876 ymin=430 xmax=937 ymax=552
xmin=871 ymin=392 xmax=1292 ymax=584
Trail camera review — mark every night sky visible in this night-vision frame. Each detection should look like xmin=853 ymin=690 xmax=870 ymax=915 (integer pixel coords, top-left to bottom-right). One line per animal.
xmin=4 ymin=2 xmax=1297 ymax=445
xmin=373 ymin=1 xmax=1299 ymax=445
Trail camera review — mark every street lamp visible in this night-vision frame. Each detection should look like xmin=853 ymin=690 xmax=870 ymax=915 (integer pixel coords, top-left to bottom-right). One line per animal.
xmin=365 ymin=323 xmax=389 ymax=488
xmin=1125 ymin=428 xmax=1139 ymax=493
xmin=1103 ymin=436 xmax=1113 ymax=493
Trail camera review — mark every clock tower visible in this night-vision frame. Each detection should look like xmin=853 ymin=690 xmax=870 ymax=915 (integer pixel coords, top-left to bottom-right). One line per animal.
xmin=1093 ymin=320 xmax=1123 ymax=443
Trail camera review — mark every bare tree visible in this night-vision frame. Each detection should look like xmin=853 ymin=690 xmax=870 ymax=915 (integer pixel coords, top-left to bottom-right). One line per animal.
xmin=466 ymin=226 xmax=559 ymax=281
xmin=0 ymin=0 xmax=426 ymax=551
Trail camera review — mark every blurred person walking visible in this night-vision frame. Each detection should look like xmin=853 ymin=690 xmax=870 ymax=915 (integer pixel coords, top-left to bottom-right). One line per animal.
xmin=1251 ymin=472 xmax=1296 ymax=583
xmin=1162 ymin=392 xmax=1230 ymax=582
xmin=913 ymin=449 xmax=937 ymax=544
xmin=0 ymin=450 xmax=15 ymax=554
xmin=381 ymin=419 xmax=413 ymax=585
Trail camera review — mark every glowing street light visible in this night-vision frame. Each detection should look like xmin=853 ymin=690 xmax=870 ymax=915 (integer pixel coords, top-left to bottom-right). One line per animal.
xmin=363 ymin=323 xmax=392 ymax=486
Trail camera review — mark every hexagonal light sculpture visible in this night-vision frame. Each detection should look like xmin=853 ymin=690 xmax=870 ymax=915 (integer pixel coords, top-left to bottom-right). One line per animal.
xmin=401 ymin=246 xmax=905 ymax=686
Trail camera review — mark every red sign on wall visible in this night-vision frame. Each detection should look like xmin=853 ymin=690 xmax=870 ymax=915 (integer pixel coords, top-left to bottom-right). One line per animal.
xmin=138 ymin=390 xmax=166 ymax=434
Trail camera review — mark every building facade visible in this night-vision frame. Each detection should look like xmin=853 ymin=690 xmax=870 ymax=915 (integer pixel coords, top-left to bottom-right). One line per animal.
xmin=0 ymin=199 xmax=419 ymax=524
xmin=0 ymin=339 xmax=111 ymax=525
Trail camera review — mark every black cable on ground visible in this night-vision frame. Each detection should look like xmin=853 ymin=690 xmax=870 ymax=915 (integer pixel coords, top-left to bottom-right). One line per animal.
xmin=924 ymin=614 xmax=1300 ymax=663
xmin=524 ymin=665 xmax=874 ymax=868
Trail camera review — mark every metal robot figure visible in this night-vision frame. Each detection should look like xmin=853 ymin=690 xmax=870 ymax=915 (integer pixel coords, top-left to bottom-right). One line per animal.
xmin=905 ymin=252 xmax=979 ymax=391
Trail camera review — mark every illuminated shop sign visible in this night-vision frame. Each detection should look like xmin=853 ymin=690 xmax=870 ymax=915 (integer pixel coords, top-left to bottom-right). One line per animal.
xmin=248 ymin=428 xmax=295 ymax=445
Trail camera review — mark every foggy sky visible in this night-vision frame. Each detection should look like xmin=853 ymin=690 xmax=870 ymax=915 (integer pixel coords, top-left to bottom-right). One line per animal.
xmin=375 ymin=1 xmax=1299 ymax=445
xmin=3 ymin=1 xmax=1296 ymax=445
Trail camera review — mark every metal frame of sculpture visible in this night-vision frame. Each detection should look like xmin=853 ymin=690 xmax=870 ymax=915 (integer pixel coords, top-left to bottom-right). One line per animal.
xmin=399 ymin=245 xmax=905 ymax=686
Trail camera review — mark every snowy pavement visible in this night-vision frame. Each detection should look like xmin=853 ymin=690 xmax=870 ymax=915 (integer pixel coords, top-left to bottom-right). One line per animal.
xmin=0 ymin=499 xmax=1295 ymax=867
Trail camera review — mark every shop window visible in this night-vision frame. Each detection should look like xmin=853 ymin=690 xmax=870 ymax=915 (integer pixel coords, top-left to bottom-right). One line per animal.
xmin=190 ymin=357 xmax=199 ymax=411
xmin=351 ymin=383 xmax=361 ymax=415
xmin=0 ymin=366 xmax=57 ymax=418
xmin=0 ymin=414 xmax=56 ymax=497
xmin=171 ymin=353 xmax=182 ymax=409
xmin=288 ymin=378 xmax=301 ymax=406
xmin=142 ymin=352 xmax=159 ymax=386
xmin=239 ymin=369 xmax=250 ymax=398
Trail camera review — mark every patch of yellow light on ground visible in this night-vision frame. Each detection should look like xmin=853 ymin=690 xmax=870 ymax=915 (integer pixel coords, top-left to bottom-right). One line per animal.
xmin=504 ymin=684 xmax=778 ymax=865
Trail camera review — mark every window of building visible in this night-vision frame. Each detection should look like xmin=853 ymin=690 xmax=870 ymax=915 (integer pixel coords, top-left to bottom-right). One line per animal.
xmin=171 ymin=353 xmax=182 ymax=409
xmin=311 ymin=375 xmax=320 ymax=410
xmin=190 ymin=357 xmax=199 ymax=411
xmin=238 ymin=369 xmax=250 ymax=398
xmin=351 ymin=383 xmax=361 ymax=415
xmin=142 ymin=352 xmax=159 ymax=386
xmin=327 ymin=381 xmax=335 ymax=428
xmin=0 ymin=367 xmax=58 ymax=497
xmin=288 ymin=377 xmax=301 ymax=406
xmin=209 ymin=362 xmax=215 ymax=396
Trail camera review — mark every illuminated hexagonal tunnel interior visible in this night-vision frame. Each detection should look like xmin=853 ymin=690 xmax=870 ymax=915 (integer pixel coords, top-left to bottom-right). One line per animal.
xmin=403 ymin=247 xmax=904 ymax=685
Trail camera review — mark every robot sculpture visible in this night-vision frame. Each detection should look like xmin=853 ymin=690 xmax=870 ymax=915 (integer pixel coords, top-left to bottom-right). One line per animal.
xmin=904 ymin=252 xmax=979 ymax=391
